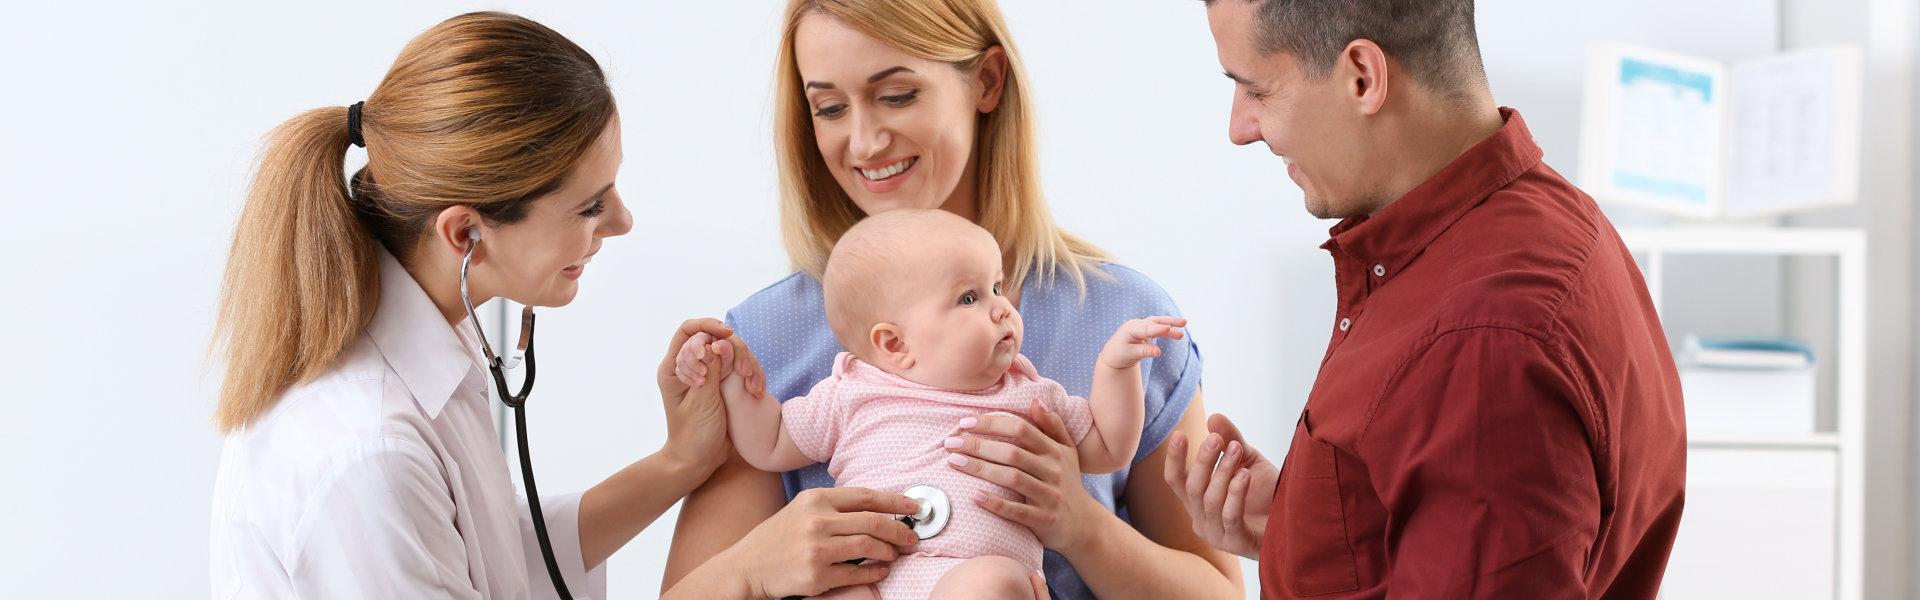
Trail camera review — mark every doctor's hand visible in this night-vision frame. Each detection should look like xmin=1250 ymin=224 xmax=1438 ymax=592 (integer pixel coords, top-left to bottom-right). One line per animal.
xmin=672 ymin=331 xmax=731 ymax=388
xmin=657 ymin=319 xmax=747 ymax=479
xmin=1163 ymin=413 xmax=1278 ymax=560
xmin=672 ymin=331 xmax=767 ymax=398
xmin=716 ymin=486 xmax=919 ymax=599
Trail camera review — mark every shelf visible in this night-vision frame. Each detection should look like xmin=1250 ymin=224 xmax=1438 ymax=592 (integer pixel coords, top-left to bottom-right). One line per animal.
xmin=1618 ymin=227 xmax=1865 ymax=256
xmin=1689 ymin=432 xmax=1841 ymax=450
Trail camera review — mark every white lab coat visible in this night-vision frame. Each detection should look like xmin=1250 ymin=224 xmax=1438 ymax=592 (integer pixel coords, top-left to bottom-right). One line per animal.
xmin=209 ymin=248 xmax=606 ymax=599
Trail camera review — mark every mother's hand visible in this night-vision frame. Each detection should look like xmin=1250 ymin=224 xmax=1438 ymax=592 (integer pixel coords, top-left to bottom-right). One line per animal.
xmin=715 ymin=487 xmax=920 ymax=599
xmin=944 ymin=400 xmax=1106 ymax=554
xmin=655 ymin=319 xmax=749 ymax=479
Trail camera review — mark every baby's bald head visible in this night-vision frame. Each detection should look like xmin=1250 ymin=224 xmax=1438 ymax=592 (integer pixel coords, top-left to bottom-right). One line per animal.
xmin=822 ymin=209 xmax=1000 ymax=357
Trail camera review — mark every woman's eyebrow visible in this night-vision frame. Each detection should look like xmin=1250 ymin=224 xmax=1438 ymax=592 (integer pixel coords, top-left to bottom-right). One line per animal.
xmin=866 ymin=66 xmax=914 ymax=83
xmin=805 ymin=66 xmax=916 ymax=90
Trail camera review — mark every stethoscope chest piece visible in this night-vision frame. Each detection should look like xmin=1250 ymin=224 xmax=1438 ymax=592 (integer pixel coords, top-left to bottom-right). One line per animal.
xmin=899 ymin=483 xmax=951 ymax=540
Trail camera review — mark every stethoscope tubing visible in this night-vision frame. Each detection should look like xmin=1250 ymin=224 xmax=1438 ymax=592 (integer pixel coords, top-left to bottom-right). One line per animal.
xmin=509 ymin=392 xmax=572 ymax=599
xmin=462 ymin=237 xmax=572 ymax=599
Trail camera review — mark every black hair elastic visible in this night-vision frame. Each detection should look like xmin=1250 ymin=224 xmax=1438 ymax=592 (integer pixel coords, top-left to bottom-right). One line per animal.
xmin=346 ymin=101 xmax=366 ymax=148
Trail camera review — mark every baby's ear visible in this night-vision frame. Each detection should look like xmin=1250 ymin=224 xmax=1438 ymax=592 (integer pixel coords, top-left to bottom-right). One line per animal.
xmin=869 ymin=323 xmax=915 ymax=370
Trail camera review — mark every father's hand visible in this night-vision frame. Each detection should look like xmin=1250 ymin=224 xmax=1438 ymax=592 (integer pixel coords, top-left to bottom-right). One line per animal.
xmin=1163 ymin=413 xmax=1278 ymax=560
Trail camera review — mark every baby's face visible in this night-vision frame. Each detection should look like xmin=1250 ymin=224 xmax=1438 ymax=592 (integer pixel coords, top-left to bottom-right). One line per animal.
xmin=893 ymin=232 xmax=1022 ymax=390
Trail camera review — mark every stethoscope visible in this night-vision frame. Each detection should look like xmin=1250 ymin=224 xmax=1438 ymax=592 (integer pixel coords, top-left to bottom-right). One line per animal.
xmin=459 ymin=228 xmax=956 ymax=600
xmin=777 ymin=484 xmax=952 ymax=600
xmin=896 ymin=484 xmax=952 ymax=539
xmin=459 ymin=227 xmax=575 ymax=599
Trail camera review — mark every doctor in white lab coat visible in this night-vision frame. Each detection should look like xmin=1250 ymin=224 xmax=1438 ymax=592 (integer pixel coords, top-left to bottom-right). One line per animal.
xmin=208 ymin=11 xmax=923 ymax=599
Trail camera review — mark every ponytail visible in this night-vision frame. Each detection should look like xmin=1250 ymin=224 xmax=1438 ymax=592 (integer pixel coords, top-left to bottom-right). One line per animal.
xmin=212 ymin=107 xmax=378 ymax=433
xmin=210 ymin=12 xmax=613 ymax=433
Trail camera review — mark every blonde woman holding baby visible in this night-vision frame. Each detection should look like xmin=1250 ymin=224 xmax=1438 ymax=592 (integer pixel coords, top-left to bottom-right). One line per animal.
xmin=675 ymin=210 xmax=1186 ymax=598
xmin=662 ymin=1 xmax=1243 ymax=598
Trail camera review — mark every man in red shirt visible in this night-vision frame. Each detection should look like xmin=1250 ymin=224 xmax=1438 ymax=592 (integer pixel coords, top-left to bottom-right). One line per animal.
xmin=1167 ymin=1 xmax=1687 ymax=598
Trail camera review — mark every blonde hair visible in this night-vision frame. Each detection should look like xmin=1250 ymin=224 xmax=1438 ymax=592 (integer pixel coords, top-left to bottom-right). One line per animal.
xmin=773 ymin=0 xmax=1111 ymax=298
xmin=212 ymin=12 xmax=615 ymax=433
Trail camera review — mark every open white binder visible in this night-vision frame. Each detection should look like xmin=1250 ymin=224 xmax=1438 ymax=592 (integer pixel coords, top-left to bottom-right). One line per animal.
xmin=1578 ymin=44 xmax=1862 ymax=219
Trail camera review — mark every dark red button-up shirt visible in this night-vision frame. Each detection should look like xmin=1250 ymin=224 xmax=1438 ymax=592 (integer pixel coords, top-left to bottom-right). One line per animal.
xmin=1258 ymin=109 xmax=1687 ymax=599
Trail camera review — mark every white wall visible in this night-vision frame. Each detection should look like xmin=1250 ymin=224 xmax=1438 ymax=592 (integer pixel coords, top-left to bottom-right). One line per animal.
xmin=1779 ymin=0 xmax=1920 ymax=598
xmin=0 ymin=1 xmax=1831 ymax=599
xmin=1912 ymin=0 xmax=1920 ymax=593
xmin=0 ymin=1 xmax=503 ymax=596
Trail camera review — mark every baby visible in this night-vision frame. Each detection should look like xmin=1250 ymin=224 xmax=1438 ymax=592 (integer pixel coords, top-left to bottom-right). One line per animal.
xmin=677 ymin=209 xmax=1184 ymax=600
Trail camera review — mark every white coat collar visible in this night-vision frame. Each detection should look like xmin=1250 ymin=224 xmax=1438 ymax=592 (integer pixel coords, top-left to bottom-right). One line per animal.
xmin=367 ymin=246 xmax=484 ymax=418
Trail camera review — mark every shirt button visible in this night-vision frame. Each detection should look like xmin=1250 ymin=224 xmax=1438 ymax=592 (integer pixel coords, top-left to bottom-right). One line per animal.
xmin=1372 ymin=264 xmax=1386 ymax=277
xmin=1339 ymin=317 xmax=1352 ymax=331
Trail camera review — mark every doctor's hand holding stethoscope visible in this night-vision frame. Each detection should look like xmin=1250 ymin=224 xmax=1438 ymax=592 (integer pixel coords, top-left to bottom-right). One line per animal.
xmin=209 ymin=12 xmax=920 ymax=600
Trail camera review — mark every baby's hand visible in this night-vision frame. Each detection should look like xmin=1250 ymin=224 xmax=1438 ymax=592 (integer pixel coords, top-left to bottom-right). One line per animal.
xmin=1099 ymin=316 xmax=1188 ymax=370
xmin=673 ymin=331 xmax=737 ymax=388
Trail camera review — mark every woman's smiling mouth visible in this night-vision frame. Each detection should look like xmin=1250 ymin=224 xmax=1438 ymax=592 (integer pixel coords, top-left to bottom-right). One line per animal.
xmin=858 ymin=156 xmax=917 ymax=181
xmin=854 ymin=156 xmax=919 ymax=194
xmin=561 ymin=252 xmax=595 ymax=279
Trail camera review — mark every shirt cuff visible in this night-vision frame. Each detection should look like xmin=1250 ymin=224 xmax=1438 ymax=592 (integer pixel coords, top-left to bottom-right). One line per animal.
xmin=522 ymin=490 xmax=609 ymax=600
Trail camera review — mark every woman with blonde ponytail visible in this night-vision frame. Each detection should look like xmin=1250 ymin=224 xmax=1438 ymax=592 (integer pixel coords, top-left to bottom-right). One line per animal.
xmin=211 ymin=12 xmax=929 ymax=599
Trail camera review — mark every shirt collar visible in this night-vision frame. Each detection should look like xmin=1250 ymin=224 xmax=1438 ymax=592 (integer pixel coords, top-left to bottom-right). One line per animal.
xmin=367 ymin=246 xmax=484 ymax=418
xmin=1321 ymin=107 xmax=1543 ymax=280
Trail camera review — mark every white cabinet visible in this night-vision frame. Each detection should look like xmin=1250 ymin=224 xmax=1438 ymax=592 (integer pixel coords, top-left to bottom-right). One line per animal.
xmin=1661 ymin=447 xmax=1837 ymax=598
xmin=1622 ymin=228 xmax=1864 ymax=600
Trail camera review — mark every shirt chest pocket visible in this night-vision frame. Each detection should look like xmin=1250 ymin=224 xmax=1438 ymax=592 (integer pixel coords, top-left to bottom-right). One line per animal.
xmin=1280 ymin=411 xmax=1361 ymax=596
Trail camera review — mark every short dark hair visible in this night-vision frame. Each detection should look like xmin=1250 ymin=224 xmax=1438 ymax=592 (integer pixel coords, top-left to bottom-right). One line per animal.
xmin=1206 ymin=0 xmax=1486 ymax=96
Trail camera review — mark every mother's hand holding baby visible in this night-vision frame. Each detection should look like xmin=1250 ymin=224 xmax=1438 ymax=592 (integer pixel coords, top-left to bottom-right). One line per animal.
xmin=942 ymin=316 xmax=1189 ymax=555
xmin=941 ymin=401 xmax=1095 ymax=552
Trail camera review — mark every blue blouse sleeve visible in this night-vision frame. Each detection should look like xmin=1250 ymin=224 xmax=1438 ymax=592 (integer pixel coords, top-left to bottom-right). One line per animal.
xmin=725 ymin=272 xmax=844 ymax=498
xmin=1086 ymin=263 xmax=1204 ymax=464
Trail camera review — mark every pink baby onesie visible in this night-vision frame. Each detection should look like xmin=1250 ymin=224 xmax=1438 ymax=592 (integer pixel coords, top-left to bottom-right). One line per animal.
xmin=781 ymin=352 xmax=1095 ymax=599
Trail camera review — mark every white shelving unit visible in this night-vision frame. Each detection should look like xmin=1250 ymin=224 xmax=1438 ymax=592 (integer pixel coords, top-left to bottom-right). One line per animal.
xmin=1620 ymin=227 xmax=1864 ymax=600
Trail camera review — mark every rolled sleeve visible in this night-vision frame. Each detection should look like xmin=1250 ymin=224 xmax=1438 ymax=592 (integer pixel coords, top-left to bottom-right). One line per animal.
xmin=1358 ymin=328 xmax=1599 ymax=600
xmin=1136 ymin=330 xmax=1202 ymax=465
xmin=518 ymin=490 xmax=608 ymax=600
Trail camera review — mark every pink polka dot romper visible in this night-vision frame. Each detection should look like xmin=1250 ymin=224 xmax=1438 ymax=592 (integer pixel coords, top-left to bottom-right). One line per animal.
xmin=781 ymin=352 xmax=1094 ymax=599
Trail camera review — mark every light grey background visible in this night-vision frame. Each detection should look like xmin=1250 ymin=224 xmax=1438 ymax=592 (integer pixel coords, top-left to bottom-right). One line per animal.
xmin=1 ymin=1 xmax=1911 ymax=599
